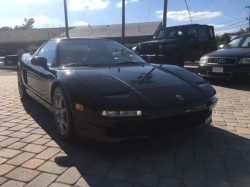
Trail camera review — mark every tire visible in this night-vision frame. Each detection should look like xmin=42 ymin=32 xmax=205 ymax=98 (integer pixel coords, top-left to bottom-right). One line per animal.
xmin=53 ymin=86 xmax=76 ymax=141
xmin=17 ymin=69 xmax=28 ymax=99
xmin=173 ymin=51 xmax=184 ymax=67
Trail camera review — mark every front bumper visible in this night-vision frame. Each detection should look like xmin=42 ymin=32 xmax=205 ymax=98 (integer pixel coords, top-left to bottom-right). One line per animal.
xmin=199 ymin=64 xmax=250 ymax=80
xmin=75 ymin=97 xmax=218 ymax=143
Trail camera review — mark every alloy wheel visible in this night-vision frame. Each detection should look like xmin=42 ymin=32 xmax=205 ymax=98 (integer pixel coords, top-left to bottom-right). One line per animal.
xmin=55 ymin=92 xmax=68 ymax=135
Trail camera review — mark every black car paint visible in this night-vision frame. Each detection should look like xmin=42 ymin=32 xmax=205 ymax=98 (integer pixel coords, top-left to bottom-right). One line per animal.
xmin=137 ymin=24 xmax=217 ymax=64
xmin=199 ymin=48 xmax=250 ymax=80
xmin=18 ymin=38 xmax=217 ymax=142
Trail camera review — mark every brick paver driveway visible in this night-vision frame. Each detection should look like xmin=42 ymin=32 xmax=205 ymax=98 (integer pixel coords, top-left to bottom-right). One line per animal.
xmin=0 ymin=71 xmax=250 ymax=187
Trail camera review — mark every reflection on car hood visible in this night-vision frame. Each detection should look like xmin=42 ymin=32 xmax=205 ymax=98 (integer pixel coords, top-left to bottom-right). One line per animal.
xmin=74 ymin=65 xmax=187 ymax=91
xmin=205 ymin=48 xmax=250 ymax=58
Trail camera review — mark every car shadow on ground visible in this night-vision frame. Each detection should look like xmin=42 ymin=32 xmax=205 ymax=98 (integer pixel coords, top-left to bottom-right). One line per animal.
xmin=20 ymin=96 xmax=250 ymax=187
xmin=207 ymin=79 xmax=250 ymax=92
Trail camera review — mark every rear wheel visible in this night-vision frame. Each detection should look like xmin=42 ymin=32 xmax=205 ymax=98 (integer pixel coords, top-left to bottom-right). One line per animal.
xmin=53 ymin=86 xmax=76 ymax=141
xmin=17 ymin=69 xmax=28 ymax=99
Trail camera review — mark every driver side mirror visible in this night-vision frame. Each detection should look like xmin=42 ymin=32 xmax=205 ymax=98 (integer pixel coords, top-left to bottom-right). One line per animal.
xmin=31 ymin=57 xmax=48 ymax=70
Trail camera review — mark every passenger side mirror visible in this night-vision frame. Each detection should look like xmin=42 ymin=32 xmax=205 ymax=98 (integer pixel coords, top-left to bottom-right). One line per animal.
xmin=31 ymin=57 xmax=48 ymax=70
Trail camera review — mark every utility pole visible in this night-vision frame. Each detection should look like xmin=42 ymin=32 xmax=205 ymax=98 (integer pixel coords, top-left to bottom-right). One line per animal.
xmin=121 ymin=0 xmax=125 ymax=44
xmin=163 ymin=0 xmax=168 ymax=27
xmin=246 ymin=6 xmax=250 ymax=32
xmin=64 ymin=0 xmax=69 ymax=38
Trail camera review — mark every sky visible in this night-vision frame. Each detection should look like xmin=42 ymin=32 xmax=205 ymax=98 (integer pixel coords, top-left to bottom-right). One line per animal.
xmin=0 ymin=0 xmax=249 ymax=35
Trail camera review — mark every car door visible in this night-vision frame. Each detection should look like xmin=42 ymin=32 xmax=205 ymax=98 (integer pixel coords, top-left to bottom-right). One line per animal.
xmin=198 ymin=27 xmax=208 ymax=56
xmin=187 ymin=27 xmax=200 ymax=58
xmin=27 ymin=40 xmax=58 ymax=103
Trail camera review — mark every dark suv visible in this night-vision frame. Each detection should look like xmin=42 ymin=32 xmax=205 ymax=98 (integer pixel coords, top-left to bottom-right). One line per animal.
xmin=137 ymin=24 xmax=217 ymax=67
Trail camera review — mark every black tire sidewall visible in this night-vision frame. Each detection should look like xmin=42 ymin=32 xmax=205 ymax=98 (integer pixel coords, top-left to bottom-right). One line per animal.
xmin=17 ymin=70 xmax=27 ymax=99
xmin=53 ymin=86 xmax=76 ymax=141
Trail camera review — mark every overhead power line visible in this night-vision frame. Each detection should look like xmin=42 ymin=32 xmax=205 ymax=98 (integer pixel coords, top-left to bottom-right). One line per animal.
xmin=146 ymin=0 xmax=153 ymax=23
xmin=215 ymin=23 xmax=249 ymax=31
xmin=215 ymin=20 xmax=248 ymax=30
xmin=184 ymin=0 xmax=193 ymax=23
xmin=210 ymin=0 xmax=237 ymax=19
xmin=217 ymin=17 xmax=246 ymax=25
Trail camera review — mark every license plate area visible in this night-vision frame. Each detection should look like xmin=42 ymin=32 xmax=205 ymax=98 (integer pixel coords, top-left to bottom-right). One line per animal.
xmin=212 ymin=67 xmax=223 ymax=73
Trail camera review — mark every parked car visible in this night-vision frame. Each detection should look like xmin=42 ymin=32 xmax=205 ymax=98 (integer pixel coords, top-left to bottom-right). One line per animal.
xmin=137 ymin=24 xmax=218 ymax=67
xmin=199 ymin=33 xmax=250 ymax=80
xmin=4 ymin=55 xmax=19 ymax=66
xmin=18 ymin=38 xmax=217 ymax=142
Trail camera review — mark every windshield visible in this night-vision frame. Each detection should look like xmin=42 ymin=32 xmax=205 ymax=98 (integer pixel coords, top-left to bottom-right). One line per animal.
xmin=225 ymin=35 xmax=250 ymax=49
xmin=156 ymin=27 xmax=186 ymax=39
xmin=58 ymin=40 xmax=145 ymax=66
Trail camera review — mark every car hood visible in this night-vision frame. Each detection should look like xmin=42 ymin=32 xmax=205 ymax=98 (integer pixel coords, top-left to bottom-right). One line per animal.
xmin=205 ymin=48 xmax=250 ymax=58
xmin=141 ymin=38 xmax=183 ymax=45
xmin=73 ymin=65 xmax=209 ymax=109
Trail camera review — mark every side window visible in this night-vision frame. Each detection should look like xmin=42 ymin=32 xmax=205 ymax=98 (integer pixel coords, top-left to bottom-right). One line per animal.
xmin=37 ymin=41 xmax=57 ymax=66
xmin=198 ymin=28 xmax=207 ymax=39
xmin=188 ymin=28 xmax=198 ymax=40
xmin=242 ymin=37 xmax=250 ymax=47
xmin=157 ymin=30 xmax=165 ymax=38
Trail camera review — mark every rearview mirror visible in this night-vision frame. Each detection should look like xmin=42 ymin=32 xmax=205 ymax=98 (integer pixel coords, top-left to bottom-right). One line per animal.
xmin=31 ymin=57 xmax=48 ymax=70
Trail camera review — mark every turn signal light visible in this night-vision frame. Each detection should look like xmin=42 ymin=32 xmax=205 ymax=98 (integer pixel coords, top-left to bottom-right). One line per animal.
xmin=76 ymin=104 xmax=84 ymax=111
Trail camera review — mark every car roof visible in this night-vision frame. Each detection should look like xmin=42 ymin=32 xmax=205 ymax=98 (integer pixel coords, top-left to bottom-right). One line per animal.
xmin=159 ymin=24 xmax=212 ymax=29
xmin=237 ymin=33 xmax=250 ymax=37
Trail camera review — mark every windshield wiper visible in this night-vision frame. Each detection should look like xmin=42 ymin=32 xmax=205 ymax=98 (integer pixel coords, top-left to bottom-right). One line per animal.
xmin=61 ymin=63 xmax=92 ymax=67
xmin=114 ymin=61 xmax=144 ymax=65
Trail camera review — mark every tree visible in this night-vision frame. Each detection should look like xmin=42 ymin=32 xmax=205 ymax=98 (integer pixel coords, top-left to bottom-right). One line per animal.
xmin=0 ymin=26 xmax=13 ymax=31
xmin=220 ymin=33 xmax=231 ymax=44
xmin=14 ymin=18 xmax=35 ymax=30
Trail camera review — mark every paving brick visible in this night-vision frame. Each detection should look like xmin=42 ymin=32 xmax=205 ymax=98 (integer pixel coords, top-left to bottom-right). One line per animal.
xmin=183 ymin=170 xmax=206 ymax=187
xmin=0 ymin=138 xmax=20 ymax=147
xmin=158 ymin=177 xmax=182 ymax=187
xmin=207 ymin=178 xmax=230 ymax=187
xmin=228 ymin=171 xmax=250 ymax=184
xmin=66 ymin=155 xmax=96 ymax=168
xmin=75 ymin=175 xmax=102 ymax=187
xmin=1 ymin=180 xmax=25 ymax=187
xmin=35 ymin=147 xmax=61 ymax=160
xmin=86 ymin=160 xmax=112 ymax=177
xmin=125 ymin=171 xmax=160 ymax=187
xmin=106 ymin=168 xmax=129 ymax=180
xmin=98 ymin=179 xmax=133 ymax=187
xmin=38 ymin=161 xmax=67 ymax=174
xmin=9 ymin=132 xmax=30 ymax=138
xmin=50 ymin=153 xmax=70 ymax=163
xmin=49 ymin=183 xmax=71 ymax=187
xmin=0 ymin=148 xmax=21 ymax=158
xmin=132 ymin=161 xmax=153 ymax=173
xmin=195 ymin=153 xmax=223 ymax=164
xmin=113 ymin=156 xmax=136 ymax=170
xmin=22 ymin=158 xmax=45 ymax=169
xmin=22 ymin=144 xmax=47 ymax=153
xmin=137 ymin=150 xmax=157 ymax=164
xmin=57 ymin=167 xmax=83 ymax=185
xmin=20 ymin=134 xmax=43 ymax=143
xmin=5 ymin=167 xmax=40 ymax=182
xmin=7 ymin=152 xmax=35 ymax=166
xmin=33 ymin=138 xmax=51 ymax=145
xmin=0 ymin=157 xmax=7 ymax=164
xmin=224 ymin=157 xmax=248 ymax=172
xmin=0 ymin=177 xmax=7 ymax=185
xmin=174 ymin=158 xmax=204 ymax=171
xmin=151 ymin=165 xmax=183 ymax=179
xmin=8 ymin=142 xmax=27 ymax=149
xmin=205 ymin=163 xmax=228 ymax=181
xmin=230 ymin=182 xmax=250 ymax=187
xmin=212 ymin=148 xmax=241 ymax=158
xmin=229 ymin=144 xmax=250 ymax=152
xmin=155 ymin=155 xmax=174 ymax=166
xmin=176 ymin=151 xmax=194 ymax=160
xmin=0 ymin=164 xmax=15 ymax=176
xmin=26 ymin=173 xmax=58 ymax=187
xmin=236 ymin=127 xmax=250 ymax=135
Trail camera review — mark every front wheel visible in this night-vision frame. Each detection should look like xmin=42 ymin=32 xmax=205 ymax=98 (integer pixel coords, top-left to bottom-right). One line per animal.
xmin=53 ymin=87 xmax=76 ymax=141
xmin=17 ymin=69 xmax=28 ymax=99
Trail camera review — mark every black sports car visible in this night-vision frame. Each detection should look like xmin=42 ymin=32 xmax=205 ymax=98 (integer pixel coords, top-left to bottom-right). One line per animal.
xmin=18 ymin=38 xmax=217 ymax=142
xmin=199 ymin=33 xmax=250 ymax=80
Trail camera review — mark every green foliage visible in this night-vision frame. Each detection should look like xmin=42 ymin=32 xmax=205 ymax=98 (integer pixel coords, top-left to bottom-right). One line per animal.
xmin=215 ymin=27 xmax=249 ymax=45
xmin=0 ymin=27 xmax=13 ymax=31
xmin=14 ymin=18 xmax=35 ymax=30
